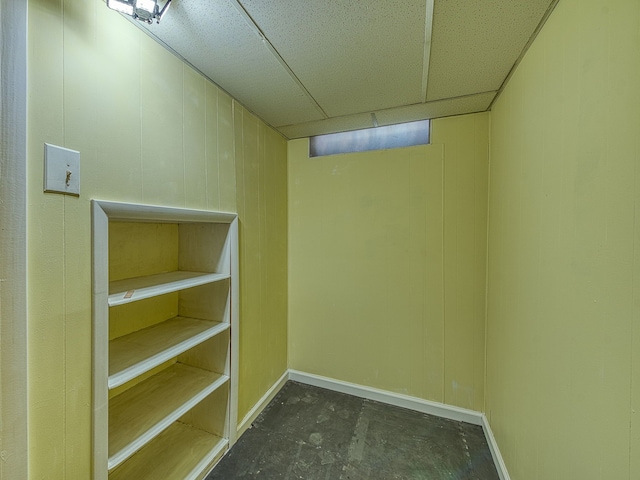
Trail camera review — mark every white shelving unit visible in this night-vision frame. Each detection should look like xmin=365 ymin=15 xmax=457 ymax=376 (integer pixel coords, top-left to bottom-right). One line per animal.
xmin=92 ymin=201 xmax=239 ymax=480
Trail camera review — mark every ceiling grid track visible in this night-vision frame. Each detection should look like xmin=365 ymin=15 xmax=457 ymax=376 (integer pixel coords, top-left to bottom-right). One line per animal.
xmin=116 ymin=0 xmax=559 ymax=138
xmin=230 ymin=0 xmax=329 ymax=120
xmin=421 ymin=0 xmax=435 ymax=103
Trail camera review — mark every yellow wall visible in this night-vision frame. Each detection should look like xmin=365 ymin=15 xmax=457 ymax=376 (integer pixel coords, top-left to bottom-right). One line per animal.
xmin=29 ymin=0 xmax=640 ymax=478
xmin=288 ymin=113 xmax=489 ymax=410
xmin=27 ymin=0 xmax=287 ymax=477
xmin=233 ymin=105 xmax=289 ymax=419
xmin=486 ymin=0 xmax=640 ymax=478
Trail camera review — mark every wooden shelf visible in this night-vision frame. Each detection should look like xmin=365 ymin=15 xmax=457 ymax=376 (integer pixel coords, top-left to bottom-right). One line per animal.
xmin=108 ymin=363 xmax=229 ymax=471
xmin=109 ymin=317 xmax=229 ymax=389
xmin=108 ymin=422 xmax=228 ymax=480
xmin=93 ymin=202 xmax=239 ymax=480
xmin=108 ymin=271 xmax=230 ymax=307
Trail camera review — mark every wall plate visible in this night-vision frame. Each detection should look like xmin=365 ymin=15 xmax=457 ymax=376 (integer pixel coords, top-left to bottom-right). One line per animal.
xmin=44 ymin=143 xmax=80 ymax=196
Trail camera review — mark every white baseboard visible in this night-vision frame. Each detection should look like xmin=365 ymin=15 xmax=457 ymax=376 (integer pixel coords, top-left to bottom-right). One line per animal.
xmin=288 ymin=370 xmax=483 ymax=425
xmin=481 ymin=414 xmax=511 ymax=480
xmin=234 ymin=369 xmax=510 ymax=480
xmin=236 ymin=370 xmax=289 ymax=438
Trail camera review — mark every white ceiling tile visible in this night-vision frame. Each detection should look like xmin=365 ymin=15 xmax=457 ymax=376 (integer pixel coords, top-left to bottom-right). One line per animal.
xmin=238 ymin=0 xmax=430 ymax=117
xmin=125 ymin=0 xmax=558 ymax=136
xmin=426 ymin=0 xmax=554 ymax=101
xmin=137 ymin=0 xmax=325 ymax=127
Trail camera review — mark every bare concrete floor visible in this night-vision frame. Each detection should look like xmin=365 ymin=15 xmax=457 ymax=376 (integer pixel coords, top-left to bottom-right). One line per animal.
xmin=207 ymin=381 xmax=500 ymax=480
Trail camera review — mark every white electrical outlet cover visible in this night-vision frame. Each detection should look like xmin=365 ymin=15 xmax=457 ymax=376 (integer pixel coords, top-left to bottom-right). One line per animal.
xmin=44 ymin=143 xmax=80 ymax=196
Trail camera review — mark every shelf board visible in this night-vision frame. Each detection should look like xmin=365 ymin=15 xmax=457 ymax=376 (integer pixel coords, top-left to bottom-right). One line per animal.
xmin=109 ymin=317 xmax=229 ymax=389
xmin=108 ymin=363 xmax=229 ymax=471
xmin=109 ymin=422 xmax=228 ymax=480
xmin=108 ymin=271 xmax=230 ymax=307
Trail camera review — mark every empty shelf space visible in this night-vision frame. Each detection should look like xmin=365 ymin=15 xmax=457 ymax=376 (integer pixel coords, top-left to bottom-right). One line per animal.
xmin=109 ymin=422 xmax=228 ymax=480
xmin=109 ymin=317 xmax=229 ymax=389
xmin=108 ymin=363 xmax=229 ymax=471
xmin=109 ymin=271 xmax=230 ymax=306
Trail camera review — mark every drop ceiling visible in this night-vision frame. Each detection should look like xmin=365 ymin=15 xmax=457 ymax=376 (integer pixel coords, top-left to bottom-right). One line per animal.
xmin=133 ymin=0 xmax=558 ymax=139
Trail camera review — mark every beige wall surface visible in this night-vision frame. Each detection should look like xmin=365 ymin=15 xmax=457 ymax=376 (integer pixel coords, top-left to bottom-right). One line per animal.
xmin=234 ymin=104 xmax=289 ymax=419
xmin=288 ymin=113 xmax=489 ymax=411
xmin=27 ymin=0 xmax=287 ymax=477
xmin=486 ymin=0 xmax=640 ymax=479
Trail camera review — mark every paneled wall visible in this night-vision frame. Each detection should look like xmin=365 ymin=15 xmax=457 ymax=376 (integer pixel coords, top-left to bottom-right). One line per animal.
xmin=234 ymin=105 xmax=288 ymax=419
xmin=288 ymin=113 xmax=489 ymax=410
xmin=27 ymin=1 xmax=287 ymax=477
xmin=486 ymin=0 xmax=640 ymax=478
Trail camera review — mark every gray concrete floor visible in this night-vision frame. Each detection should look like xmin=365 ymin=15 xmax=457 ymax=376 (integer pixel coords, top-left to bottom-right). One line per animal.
xmin=207 ymin=381 xmax=500 ymax=480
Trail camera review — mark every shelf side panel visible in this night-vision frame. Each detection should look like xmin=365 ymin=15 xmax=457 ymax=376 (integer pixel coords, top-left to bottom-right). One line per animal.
xmin=179 ymin=223 xmax=232 ymax=275
xmin=178 ymin=330 xmax=230 ymax=375
xmin=179 ymin=382 xmax=230 ymax=439
xmin=179 ymin=280 xmax=230 ymax=324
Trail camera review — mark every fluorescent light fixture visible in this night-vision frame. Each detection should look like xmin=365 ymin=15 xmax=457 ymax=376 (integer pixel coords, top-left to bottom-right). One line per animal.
xmin=107 ymin=0 xmax=134 ymax=16
xmin=135 ymin=0 xmax=157 ymax=21
xmin=106 ymin=0 xmax=172 ymax=24
xmin=136 ymin=0 xmax=156 ymax=11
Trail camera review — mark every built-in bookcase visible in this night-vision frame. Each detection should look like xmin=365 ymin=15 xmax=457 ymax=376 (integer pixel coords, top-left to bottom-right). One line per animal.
xmin=92 ymin=201 xmax=238 ymax=480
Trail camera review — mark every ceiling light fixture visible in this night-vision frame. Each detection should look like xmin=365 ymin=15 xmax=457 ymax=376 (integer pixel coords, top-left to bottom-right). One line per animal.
xmin=106 ymin=0 xmax=172 ymax=24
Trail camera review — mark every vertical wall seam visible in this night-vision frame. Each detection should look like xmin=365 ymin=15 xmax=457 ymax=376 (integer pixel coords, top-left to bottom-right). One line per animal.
xmin=61 ymin=1 xmax=67 ymax=475
xmin=62 ymin=198 xmax=68 ymax=478
xmin=182 ymin=66 xmax=186 ymax=207
xmin=238 ymin=104 xmax=248 ymax=396
xmin=286 ymin=141 xmax=292 ymax=370
xmin=629 ymin=14 xmax=640 ymax=473
xmin=474 ymin=118 xmax=483 ymax=411
xmin=217 ymin=90 xmax=221 ymax=208
xmin=441 ymin=141 xmax=446 ymax=404
xmin=483 ymin=114 xmax=492 ymax=416
xmin=139 ymin=31 xmax=145 ymax=201
xmin=204 ymin=85 xmax=209 ymax=207
xmin=258 ymin=120 xmax=266 ymax=389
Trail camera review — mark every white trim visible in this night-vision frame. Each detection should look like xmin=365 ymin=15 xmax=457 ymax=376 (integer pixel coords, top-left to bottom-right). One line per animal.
xmin=92 ymin=201 xmax=111 ymax=480
xmin=228 ymin=217 xmax=240 ymax=445
xmin=95 ymin=199 xmax=237 ymax=224
xmin=288 ymin=370 xmax=483 ymax=426
xmin=236 ymin=371 xmax=289 ymax=438
xmin=420 ymin=0 xmax=435 ymax=102
xmin=92 ymin=201 xmax=240 ymax=479
xmin=0 ymin=0 xmax=28 ymax=478
xmin=481 ymin=415 xmax=511 ymax=480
